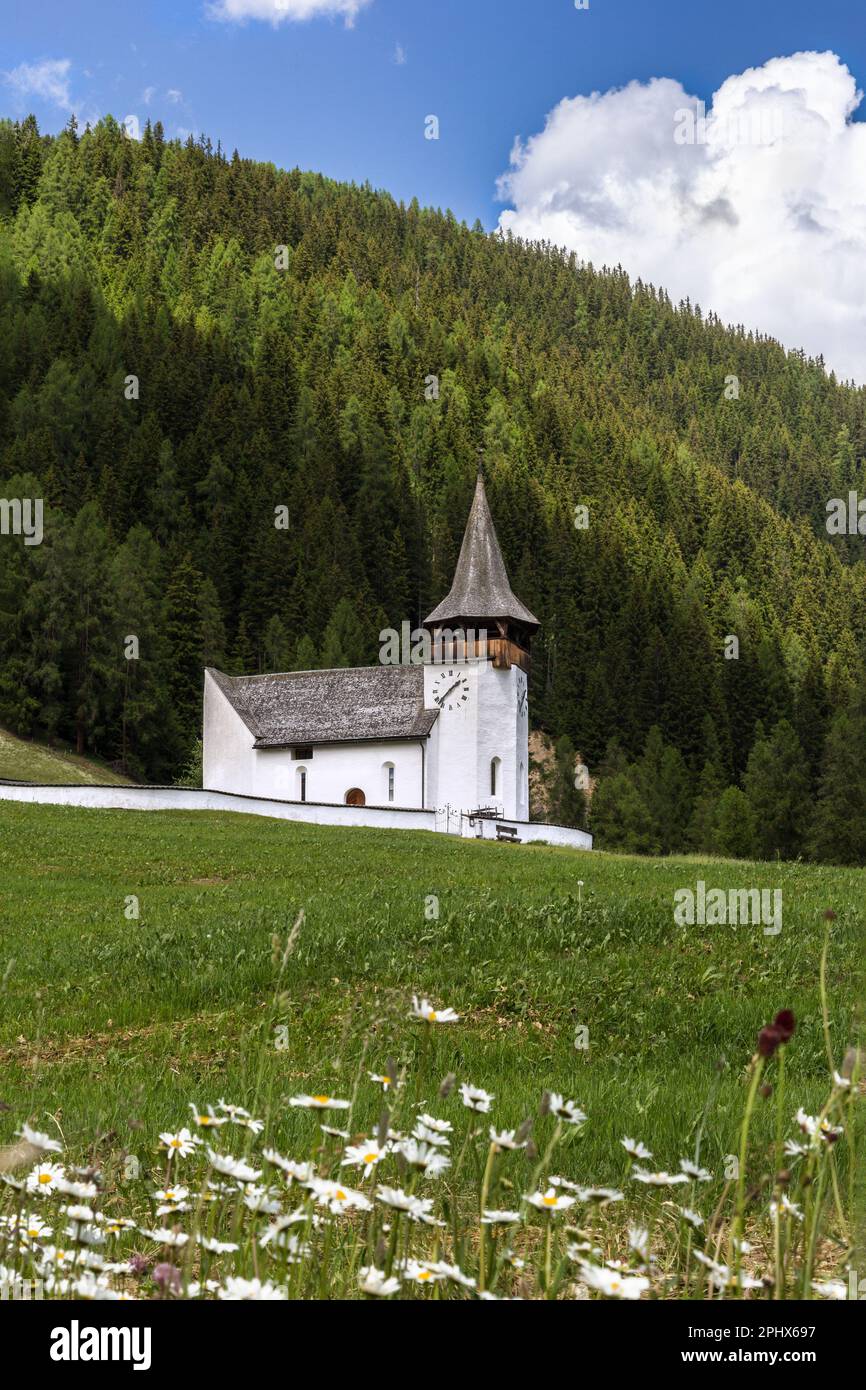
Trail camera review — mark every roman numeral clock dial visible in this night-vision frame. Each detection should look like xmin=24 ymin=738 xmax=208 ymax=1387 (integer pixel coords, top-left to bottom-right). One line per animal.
xmin=432 ymin=670 xmax=470 ymax=711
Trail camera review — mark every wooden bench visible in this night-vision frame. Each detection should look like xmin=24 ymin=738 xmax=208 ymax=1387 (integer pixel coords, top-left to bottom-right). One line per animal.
xmin=496 ymin=824 xmax=521 ymax=843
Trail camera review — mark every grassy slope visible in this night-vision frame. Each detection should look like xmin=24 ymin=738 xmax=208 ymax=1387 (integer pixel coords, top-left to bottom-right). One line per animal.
xmin=0 ymin=801 xmax=861 ymax=1209
xmin=0 ymin=727 xmax=131 ymax=785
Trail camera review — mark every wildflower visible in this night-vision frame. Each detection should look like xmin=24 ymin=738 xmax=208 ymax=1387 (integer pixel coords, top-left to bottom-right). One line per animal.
xmin=631 ymin=1167 xmax=689 ymax=1186
xmin=359 ymin=1265 xmax=401 ymax=1297
xmin=56 ymin=1176 xmax=98 ymax=1199
xmin=489 ymin=1127 xmax=526 ymax=1151
xmin=770 ymin=1195 xmax=803 ymax=1222
xmin=26 ymin=1162 xmax=65 ymax=1196
xmin=410 ymin=996 xmax=459 ymax=1024
xmin=428 ymin=1260 xmax=476 ymax=1289
xmin=416 ymin=1113 xmax=452 ymax=1135
xmin=396 ymin=1138 xmax=451 ymax=1177
xmin=369 ymin=1072 xmax=400 ymax=1092
xmin=342 ymin=1140 xmax=387 ymax=1172
xmin=205 ymin=1148 xmax=261 ymax=1183
xmin=783 ymin=1138 xmax=809 ymax=1158
xmin=17 ymin=1125 xmax=63 ymax=1154
xmin=832 ymin=1071 xmax=851 ymax=1090
xmin=159 ymin=1128 xmax=199 ymax=1158
xmin=289 ymin=1094 xmax=351 ymax=1111
xmin=307 ymin=1178 xmax=372 ymax=1214
xmin=545 ymin=1094 xmax=587 ymax=1126
xmin=773 ymin=1009 xmax=796 ymax=1042
xmin=17 ymin=1213 xmax=54 ymax=1241
xmin=216 ymin=1100 xmax=263 ymax=1132
xmin=577 ymin=1261 xmax=649 ymax=1300
xmin=400 ymin=1259 xmax=445 ymax=1285
xmin=482 ymin=1209 xmax=522 ymax=1224
xmin=628 ymin=1227 xmax=651 ymax=1262
xmin=128 ymin=1253 xmax=150 ymax=1277
xmin=549 ymin=1178 xmax=623 ymax=1205
xmin=812 ymin=1280 xmax=847 ymax=1300
xmin=460 ymin=1083 xmax=494 ymax=1114
xmin=152 ymin=1262 xmax=182 ymax=1294
xmin=218 ymin=1277 xmax=287 ymax=1300
xmin=154 ymin=1187 xmax=189 ymax=1205
xmin=412 ymin=1122 xmax=450 ymax=1148
xmin=676 ymin=1206 xmax=704 ymax=1229
xmin=103 ymin=1218 xmax=137 ymax=1237
xmin=320 ymin=1124 xmax=350 ymax=1139
xmin=198 ymin=1235 xmax=240 ymax=1253
xmin=679 ymin=1159 xmax=712 ymax=1182
xmin=526 ymin=1188 xmax=576 ymax=1213
xmin=189 ymin=1103 xmax=229 ymax=1129
xmin=375 ymin=1186 xmax=442 ymax=1225
xmin=259 ymin=1211 xmax=316 ymax=1247
xmin=243 ymin=1187 xmax=282 ymax=1215
xmin=262 ymin=1149 xmax=315 ymax=1182
xmin=621 ymin=1137 xmax=652 ymax=1160
xmin=138 ymin=1227 xmax=190 ymax=1248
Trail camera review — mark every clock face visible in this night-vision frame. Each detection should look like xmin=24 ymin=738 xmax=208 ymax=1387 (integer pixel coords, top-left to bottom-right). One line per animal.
xmin=517 ymin=673 xmax=528 ymax=719
xmin=432 ymin=669 xmax=470 ymax=711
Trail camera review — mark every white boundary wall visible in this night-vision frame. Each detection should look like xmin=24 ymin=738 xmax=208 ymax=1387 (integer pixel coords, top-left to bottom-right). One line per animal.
xmin=0 ymin=782 xmax=592 ymax=851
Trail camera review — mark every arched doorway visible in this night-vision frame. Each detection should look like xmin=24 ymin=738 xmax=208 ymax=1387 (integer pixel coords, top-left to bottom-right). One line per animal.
xmin=345 ymin=787 xmax=366 ymax=807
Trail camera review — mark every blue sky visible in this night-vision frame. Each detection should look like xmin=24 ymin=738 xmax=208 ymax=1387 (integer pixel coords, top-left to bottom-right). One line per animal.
xmin=3 ymin=0 xmax=866 ymax=377
xmin=2 ymin=0 xmax=864 ymax=226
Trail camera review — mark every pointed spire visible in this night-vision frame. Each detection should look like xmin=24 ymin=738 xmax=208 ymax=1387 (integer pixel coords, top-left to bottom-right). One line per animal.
xmin=424 ymin=470 xmax=539 ymax=631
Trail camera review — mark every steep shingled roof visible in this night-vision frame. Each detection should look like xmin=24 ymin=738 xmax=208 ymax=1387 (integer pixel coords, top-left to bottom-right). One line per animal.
xmin=424 ymin=473 xmax=539 ymax=630
xmin=207 ymin=665 xmax=438 ymax=747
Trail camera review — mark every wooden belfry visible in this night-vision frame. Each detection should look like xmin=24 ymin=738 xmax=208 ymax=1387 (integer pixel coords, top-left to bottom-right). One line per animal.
xmin=423 ymin=459 xmax=539 ymax=673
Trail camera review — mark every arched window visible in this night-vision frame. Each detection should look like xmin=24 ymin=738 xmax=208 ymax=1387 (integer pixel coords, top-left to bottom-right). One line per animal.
xmin=490 ymin=757 xmax=501 ymax=797
xmin=345 ymin=788 xmax=366 ymax=807
xmin=383 ymin=762 xmax=395 ymax=803
xmin=296 ymin=767 xmax=307 ymax=802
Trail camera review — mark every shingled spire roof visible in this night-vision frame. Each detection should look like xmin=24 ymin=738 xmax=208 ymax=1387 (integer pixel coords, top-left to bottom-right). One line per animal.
xmin=424 ymin=471 xmax=539 ymax=631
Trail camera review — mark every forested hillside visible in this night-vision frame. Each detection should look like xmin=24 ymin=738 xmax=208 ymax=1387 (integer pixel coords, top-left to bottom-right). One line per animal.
xmin=2 ymin=114 xmax=866 ymax=860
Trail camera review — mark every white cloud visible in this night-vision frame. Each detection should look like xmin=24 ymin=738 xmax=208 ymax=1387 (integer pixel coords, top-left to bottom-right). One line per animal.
xmin=497 ymin=51 xmax=866 ymax=383
xmin=207 ymin=0 xmax=372 ymax=26
xmin=394 ymin=42 xmax=407 ymax=66
xmin=166 ymin=88 xmax=183 ymax=103
xmin=142 ymin=85 xmax=156 ymax=105
xmin=2 ymin=57 xmax=72 ymax=109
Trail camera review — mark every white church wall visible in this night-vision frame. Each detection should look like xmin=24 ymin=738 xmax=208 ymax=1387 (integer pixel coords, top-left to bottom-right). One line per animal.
xmin=204 ymin=670 xmax=425 ymax=807
xmin=423 ymin=658 xmax=526 ymax=819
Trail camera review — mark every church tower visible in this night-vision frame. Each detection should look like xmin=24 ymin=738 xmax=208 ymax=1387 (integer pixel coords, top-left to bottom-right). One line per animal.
xmin=422 ymin=468 xmax=539 ymax=822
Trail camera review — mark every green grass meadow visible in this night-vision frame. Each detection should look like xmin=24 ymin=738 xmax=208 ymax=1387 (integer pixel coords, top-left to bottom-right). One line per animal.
xmin=1 ymin=800 xmax=862 ymax=1211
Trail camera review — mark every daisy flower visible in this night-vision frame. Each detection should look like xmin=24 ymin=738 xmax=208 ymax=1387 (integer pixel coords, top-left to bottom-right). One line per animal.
xmin=359 ymin=1265 xmax=401 ymax=1297
xmin=621 ymin=1137 xmax=652 ymax=1160
xmin=631 ymin=1167 xmax=689 ymax=1187
xmin=812 ymin=1280 xmax=847 ymax=1300
xmin=410 ymin=996 xmax=459 ymax=1024
xmin=159 ymin=1128 xmax=200 ymax=1158
xmin=429 ymin=1261 xmax=476 ymax=1290
xmin=17 ymin=1125 xmax=63 ymax=1154
xmin=189 ymin=1103 xmax=229 ymax=1129
xmin=26 ymin=1163 xmax=65 ymax=1196
xmin=205 ymin=1149 xmax=261 ymax=1183
xmin=482 ymin=1209 xmax=522 ymax=1224
xmin=416 ymin=1114 xmax=452 ymax=1135
xmin=198 ymin=1235 xmax=240 ymax=1253
xmin=153 ymin=1187 xmax=189 ymax=1205
xmin=369 ymin=1072 xmax=400 ymax=1092
xmin=577 ymin=1261 xmax=649 ymax=1300
xmin=679 ymin=1159 xmax=713 ymax=1182
xmin=400 ymin=1259 xmax=445 ymax=1285
xmin=545 ymin=1094 xmax=587 ymax=1126
xmin=218 ymin=1277 xmax=287 ymax=1301
xmin=375 ymin=1187 xmax=442 ymax=1225
xmin=770 ymin=1195 xmax=803 ymax=1222
xmin=137 ymin=1227 xmax=189 ymax=1248
xmin=525 ymin=1188 xmax=576 ymax=1213
xmin=261 ymin=1149 xmax=315 ymax=1182
xmin=489 ymin=1128 xmax=526 ymax=1151
xmin=341 ymin=1140 xmax=387 ymax=1172
xmin=289 ymin=1094 xmax=351 ymax=1111
xmin=395 ymin=1139 xmax=451 ymax=1177
xmin=832 ymin=1071 xmax=851 ymax=1090
xmin=307 ymin=1178 xmax=372 ymax=1214
xmin=676 ymin=1206 xmax=704 ymax=1229
xmin=460 ymin=1083 xmax=494 ymax=1114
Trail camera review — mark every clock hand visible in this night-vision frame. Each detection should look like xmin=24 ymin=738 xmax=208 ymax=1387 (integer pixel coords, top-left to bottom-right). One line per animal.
xmin=436 ymin=679 xmax=462 ymax=706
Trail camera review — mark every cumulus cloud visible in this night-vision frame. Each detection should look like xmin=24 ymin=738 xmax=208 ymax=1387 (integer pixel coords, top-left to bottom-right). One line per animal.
xmin=497 ymin=51 xmax=866 ymax=383
xmin=2 ymin=57 xmax=72 ymax=109
xmin=207 ymin=0 xmax=372 ymax=25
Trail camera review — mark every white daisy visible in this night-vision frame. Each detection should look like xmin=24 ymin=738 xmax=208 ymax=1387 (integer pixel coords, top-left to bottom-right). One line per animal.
xmin=812 ymin=1279 xmax=847 ymax=1299
xmin=218 ymin=1276 xmax=287 ymax=1300
xmin=341 ymin=1140 xmax=387 ymax=1172
xmin=621 ymin=1137 xmax=652 ymax=1160
xmin=396 ymin=1139 xmax=451 ymax=1177
xmin=525 ymin=1188 xmax=576 ymax=1213
xmin=307 ymin=1178 xmax=372 ymax=1214
xmin=205 ymin=1149 xmax=261 ymax=1183
xmin=26 ymin=1162 xmax=65 ymax=1196
xmin=400 ymin=1259 xmax=445 ymax=1285
xmin=289 ymin=1094 xmax=351 ymax=1111
xmin=189 ymin=1103 xmax=229 ymax=1129
xmin=460 ymin=1083 xmax=494 ymax=1114
xmin=17 ymin=1125 xmax=63 ymax=1154
xmin=489 ymin=1128 xmax=526 ymax=1151
xmin=632 ymin=1167 xmax=689 ymax=1186
xmin=359 ymin=1265 xmax=401 ymax=1297
xmin=138 ymin=1227 xmax=189 ymax=1247
xmin=577 ymin=1261 xmax=649 ymax=1300
xmin=159 ymin=1128 xmax=200 ymax=1158
xmin=410 ymin=996 xmax=459 ymax=1024
xmin=481 ymin=1209 xmax=522 ymax=1224
xmin=198 ymin=1235 xmax=240 ymax=1253
xmin=679 ymin=1159 xmax=713 ymax=1182
xmin=545 ymin=1094 xmax=587 ymax=1126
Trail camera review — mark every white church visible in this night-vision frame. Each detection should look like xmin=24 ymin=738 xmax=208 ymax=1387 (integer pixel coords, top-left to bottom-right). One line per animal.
xmin=203 ymin=473 xmax=592 ymax=851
